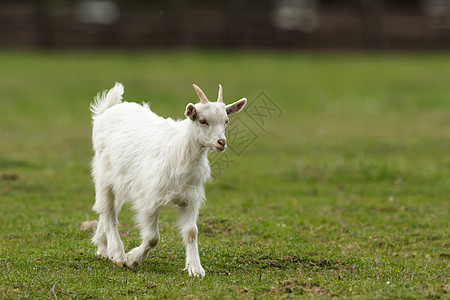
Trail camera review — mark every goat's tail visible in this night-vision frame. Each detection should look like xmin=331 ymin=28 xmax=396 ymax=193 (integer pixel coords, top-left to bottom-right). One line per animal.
xmin=90 ymin=82 xmax=124 ymax=118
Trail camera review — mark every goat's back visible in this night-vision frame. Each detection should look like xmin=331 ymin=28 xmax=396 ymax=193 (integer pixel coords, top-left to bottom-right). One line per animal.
xmin=93 ymin=102 xmax=175 ymax=152
xmin=93 ymin=103 xmax=176 ymax=192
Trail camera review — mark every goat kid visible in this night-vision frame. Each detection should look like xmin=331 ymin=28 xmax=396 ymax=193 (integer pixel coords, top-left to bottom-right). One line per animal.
xmin=90 ymin=83 xmax=246 ymax=277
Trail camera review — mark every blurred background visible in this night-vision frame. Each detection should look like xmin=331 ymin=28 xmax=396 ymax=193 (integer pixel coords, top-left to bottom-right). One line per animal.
xmin=1 ymin=2 xmax=449 ymax=298
xmin=1 ymin=0 xmax=449 ymax=50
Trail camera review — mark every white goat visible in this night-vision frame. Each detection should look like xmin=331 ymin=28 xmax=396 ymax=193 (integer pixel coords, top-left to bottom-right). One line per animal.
xmin=90 ymin=83 xmax=246 ymax=277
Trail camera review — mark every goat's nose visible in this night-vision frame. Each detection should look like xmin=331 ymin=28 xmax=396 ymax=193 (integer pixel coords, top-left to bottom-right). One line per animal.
xmin=217 ymin=139 xmax=226 ymax=148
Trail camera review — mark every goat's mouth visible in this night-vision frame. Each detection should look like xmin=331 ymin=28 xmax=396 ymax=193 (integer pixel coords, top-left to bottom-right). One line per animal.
xmin=212 ymin=144 xmax=226 ymax=152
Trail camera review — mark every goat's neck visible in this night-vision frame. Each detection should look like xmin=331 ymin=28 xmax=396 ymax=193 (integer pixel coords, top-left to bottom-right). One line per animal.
xmin=178 ymin=120 xmax=209 ymax=165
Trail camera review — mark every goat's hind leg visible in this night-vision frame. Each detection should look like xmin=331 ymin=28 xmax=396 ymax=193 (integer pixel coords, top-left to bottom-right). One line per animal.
xmin=93 ymin=186 xmax=126 ymax=267
xmin=92 ymin=214 xmax=107 ymax=258
xmin=126 ymin=208 xmax=160 ymax=268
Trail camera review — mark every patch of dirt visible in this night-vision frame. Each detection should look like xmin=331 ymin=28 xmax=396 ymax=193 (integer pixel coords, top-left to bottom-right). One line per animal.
xmin=0 ymin=288 xmax=25 ymax=298
xmin=200 ymin=218 xmax=242 ymax=236
xmin=81 ymin=220 xmax=98 ymax=231
xmin=233 ymin=254 xmax=345 ymax=270
xmin=1 ymin=173 xmax=19 ymax=181
xmin=269 ymin=279 xmax=329 ymax=296
xmin=145 ymin=281 xmax=157 ymax=289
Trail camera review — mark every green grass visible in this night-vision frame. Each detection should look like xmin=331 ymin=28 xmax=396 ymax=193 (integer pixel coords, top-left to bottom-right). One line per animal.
xmin=0 ymin=50 xmax=449 ymax=299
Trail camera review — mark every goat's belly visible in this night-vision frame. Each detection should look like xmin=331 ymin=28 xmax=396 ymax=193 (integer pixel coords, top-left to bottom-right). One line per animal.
xmin=166 ymin=185 xmax=205 ymax=207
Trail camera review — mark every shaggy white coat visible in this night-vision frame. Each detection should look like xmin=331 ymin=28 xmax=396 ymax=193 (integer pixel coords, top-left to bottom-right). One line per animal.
xmin=90 ymin=83 xmax=246 ymax=277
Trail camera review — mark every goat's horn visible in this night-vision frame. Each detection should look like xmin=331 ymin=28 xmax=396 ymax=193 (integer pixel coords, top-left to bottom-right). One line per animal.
xmin=192 ymin=84 xmax=209 ymax=104
xmin=217 ymin=84 xmax=223 ymax=103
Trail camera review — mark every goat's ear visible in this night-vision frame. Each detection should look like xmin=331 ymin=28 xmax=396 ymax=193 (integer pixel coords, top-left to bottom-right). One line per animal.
xmin=226 ymin=98 xmax=247 ymax=115
xmin=185 ymin=103 xmax=197 ymax=121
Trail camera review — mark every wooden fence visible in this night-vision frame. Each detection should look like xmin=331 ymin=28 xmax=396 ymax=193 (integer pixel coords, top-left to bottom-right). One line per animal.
xmin=0 ymin=1 xmax=448 ymax=49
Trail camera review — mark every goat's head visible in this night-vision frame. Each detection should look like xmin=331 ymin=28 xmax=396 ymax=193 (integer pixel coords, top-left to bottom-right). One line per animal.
xmin=185 ymin=84 xmax=247 ymax=152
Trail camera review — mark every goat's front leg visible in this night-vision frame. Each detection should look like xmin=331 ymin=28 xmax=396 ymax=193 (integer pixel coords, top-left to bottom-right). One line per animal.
xmin=178 ymin=205 xmax=205 ymax=277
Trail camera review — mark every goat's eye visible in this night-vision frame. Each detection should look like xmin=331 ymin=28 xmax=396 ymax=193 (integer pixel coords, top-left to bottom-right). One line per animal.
xmin=199 ymin=119 xmax=209 ymax=125
xmin=225 ymin=120 xmax=229 ymax=126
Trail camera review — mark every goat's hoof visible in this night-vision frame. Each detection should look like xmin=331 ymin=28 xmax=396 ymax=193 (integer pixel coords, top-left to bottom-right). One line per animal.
xmin=112 ymin=258 xmax=126 ymax=267
xmin=110 ymin=254 xmax=127 ymax=267
xmin=125 ymin=257 xmax=139 ymax=268
xmin=125 ymin=248 xmax=144 ymax=268
xmin=96 ymin=249 xmax=107 ymax=258
xmin=186 ymin=264 xmax=205 ymax=278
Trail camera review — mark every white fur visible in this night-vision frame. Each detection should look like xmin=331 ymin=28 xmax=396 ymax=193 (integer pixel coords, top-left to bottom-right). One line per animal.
xmin=90 ymin=82 xmax=246 ymax=277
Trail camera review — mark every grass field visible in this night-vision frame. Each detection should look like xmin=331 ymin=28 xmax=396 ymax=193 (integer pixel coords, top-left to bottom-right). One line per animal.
xmin=0 ymin=50 xmax=449 ymax=299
